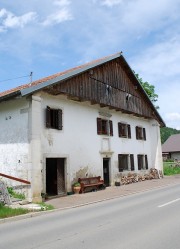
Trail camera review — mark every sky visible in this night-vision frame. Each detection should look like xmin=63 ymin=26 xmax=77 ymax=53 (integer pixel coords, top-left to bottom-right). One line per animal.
xmin=0 ymin=0 xmax=180 ymax=129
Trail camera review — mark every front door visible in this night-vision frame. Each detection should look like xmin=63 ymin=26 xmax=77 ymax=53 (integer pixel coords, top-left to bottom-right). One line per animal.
xmin=46 ymin=158 xmax=65 ymax=196
xmin=103 ymin=158 xmax=110 ymax=187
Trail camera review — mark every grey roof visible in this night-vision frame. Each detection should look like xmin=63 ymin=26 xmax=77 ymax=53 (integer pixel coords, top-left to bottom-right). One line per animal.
xmin=162 ymin=134 xmax=180 ymax=153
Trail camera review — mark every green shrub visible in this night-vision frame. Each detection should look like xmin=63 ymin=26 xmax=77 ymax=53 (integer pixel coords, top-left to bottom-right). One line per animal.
xmin=7 ymin=187 xmax=25 ymax=200
xmin=163 ymin=163 xmax=180 ymax=175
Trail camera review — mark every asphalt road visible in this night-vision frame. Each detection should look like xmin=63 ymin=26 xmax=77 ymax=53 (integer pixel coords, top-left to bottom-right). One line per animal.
xmin=0 ymin=184 xmax=180 ymax=249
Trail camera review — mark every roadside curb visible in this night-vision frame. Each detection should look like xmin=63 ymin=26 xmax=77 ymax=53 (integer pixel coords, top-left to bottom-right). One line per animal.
xmin=0 ymin=180 xmax=179 ymax=224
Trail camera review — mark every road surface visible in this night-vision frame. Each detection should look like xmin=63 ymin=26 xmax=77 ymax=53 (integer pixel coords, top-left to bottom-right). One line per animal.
xmin=0 ymin=184 xmax=180 ymax=249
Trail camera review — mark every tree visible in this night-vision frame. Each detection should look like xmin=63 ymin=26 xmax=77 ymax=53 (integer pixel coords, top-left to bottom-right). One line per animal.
xmin=160 ymin=127 xmax=180 ymax=144
xmin=134 ymin=72 xmax=159 ymax=109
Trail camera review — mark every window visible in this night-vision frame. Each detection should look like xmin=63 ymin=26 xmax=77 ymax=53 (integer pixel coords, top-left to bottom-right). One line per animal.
xmin=46 ymin=106 xmax=62 ymax=130
xmin=118 ymin=154 xmax=134 ymax=172
xmin=137 ymin=154 xmax=148 ymax=170
xmin=97 ymin=118 xmax=113 ymax=136
xmin=118 ymin=123 xmax=131 ymax=138
xmin=136 ymin=126 xmax=146 ymax=140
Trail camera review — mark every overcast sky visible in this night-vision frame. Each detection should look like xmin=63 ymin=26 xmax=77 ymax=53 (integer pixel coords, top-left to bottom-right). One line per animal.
xmin=0 ymin=0 xmax=180 ymax=128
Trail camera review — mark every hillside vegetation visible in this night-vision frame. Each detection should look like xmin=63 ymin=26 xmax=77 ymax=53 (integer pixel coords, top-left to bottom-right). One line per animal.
xmin=160 ymin=127 xmax=180 ymax=144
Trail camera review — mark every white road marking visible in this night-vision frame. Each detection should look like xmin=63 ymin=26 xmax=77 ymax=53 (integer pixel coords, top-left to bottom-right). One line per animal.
xmin=158 ymin=198 xmax=180 ymax=208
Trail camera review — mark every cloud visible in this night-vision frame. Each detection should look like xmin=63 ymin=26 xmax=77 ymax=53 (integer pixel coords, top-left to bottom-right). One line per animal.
xmin=53 ymin=0 xmax=71 ymax=6
xmin=164 ymin=113 xmax=180 ymax=129
xmin=0 ymin=8 xmax=37 ymax=31
xmin=101 ymin=0 xmax=123 ymax=7
xmin=42 ymin=8 xmax=73 ymax=26
xmin=165 ymin=113 xmax=180 ymax=122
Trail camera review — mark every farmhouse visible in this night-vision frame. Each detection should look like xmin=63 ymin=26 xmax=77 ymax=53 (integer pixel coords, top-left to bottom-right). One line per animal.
xmin=162 ymin=134 xmax=180 ymax=160
xmin=0 ymin=52 xmax=165 ymax=202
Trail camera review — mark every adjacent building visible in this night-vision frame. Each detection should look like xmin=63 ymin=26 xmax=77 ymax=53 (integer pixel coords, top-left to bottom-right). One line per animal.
xmin=162 ymin=134 xmax=180 ymax=160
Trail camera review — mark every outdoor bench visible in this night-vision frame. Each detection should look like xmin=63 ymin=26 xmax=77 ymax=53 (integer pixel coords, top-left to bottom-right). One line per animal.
xmin=78 ymin=176 xmax=105 ymax=193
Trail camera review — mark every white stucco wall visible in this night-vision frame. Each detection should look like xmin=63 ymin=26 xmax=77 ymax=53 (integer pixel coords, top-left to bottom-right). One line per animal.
xmin=36 ymin=92 xmax=163 ymax=193
xmin=0 ymin=92 xmax=163 ymax=200
xmin=0 ymin=97 xmax=31 ymax=198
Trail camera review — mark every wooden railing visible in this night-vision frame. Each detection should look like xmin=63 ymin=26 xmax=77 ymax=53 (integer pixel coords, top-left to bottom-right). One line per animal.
xmin=0 ymin=173 xmax=30 ymax=184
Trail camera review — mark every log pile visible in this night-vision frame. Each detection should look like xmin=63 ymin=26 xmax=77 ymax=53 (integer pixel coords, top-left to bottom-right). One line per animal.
xmin=120 ymin=168 xmax=161 ymax=185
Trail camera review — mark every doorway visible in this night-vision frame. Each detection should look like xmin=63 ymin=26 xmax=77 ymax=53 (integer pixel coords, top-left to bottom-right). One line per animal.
xmin=46 ymin=158 xmax=65 ymax=196
xmin=103 ymin=158 xmax=110 ymax=187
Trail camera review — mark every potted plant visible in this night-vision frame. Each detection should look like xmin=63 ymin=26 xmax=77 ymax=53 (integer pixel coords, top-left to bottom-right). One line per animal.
xmin=72 ymin=182 xmax=81 ymax=194
xmin=41 ymin=192 xmax=47 ymax=202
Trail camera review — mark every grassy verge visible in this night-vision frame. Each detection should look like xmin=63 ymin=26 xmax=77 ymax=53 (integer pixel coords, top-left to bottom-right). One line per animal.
xmin=36 ymin=202 xmax=54 ymax=211
xmin=163 ymin=162 xmax=180 ymax=175
xmin=0 ymin=204 xmax=30 ymax=219
xmin=0 ymin=202 xmax=54 ymax=219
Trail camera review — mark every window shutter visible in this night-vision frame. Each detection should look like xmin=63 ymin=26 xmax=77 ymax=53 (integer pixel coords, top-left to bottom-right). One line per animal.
xmin=57 ymin=109 xmax=63 ymax=130
xmin=130 ymin=154 xmax=134 ymax=171
xmin=136 ymin=126 xmax=139 ymax=139
xmin=145 ymin=155 xmax=148 ymax=169
xmin=109 ymin=120 xmax=113 ymax=136
xmin=97 ymin=118 xmax=102 ymax=134
xmin=118 ymin=154 xmax=124 ymax=172
xmin=46 ymin=106 xmax=51 ymax=128
xmin=118 ymin=123 xmax=120 ymax=137
xmin=143 ymin=128 xmax=146 ymax=140
xmin=137 ymin=155 xmax=141 ymax=170
xmin=118 ymin=123 xmax=124 ymax=137
xmin=128 ymin=124 xmax=131 ymax=138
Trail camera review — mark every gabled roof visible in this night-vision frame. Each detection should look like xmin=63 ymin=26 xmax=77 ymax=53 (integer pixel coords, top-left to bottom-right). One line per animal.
xmin=0 ymin=52 xmax=165 ymax=127
xmin=162 ymin=134 xmax=180 ymax=153
xmin=0 ymin=53 xmax=121 ymax=100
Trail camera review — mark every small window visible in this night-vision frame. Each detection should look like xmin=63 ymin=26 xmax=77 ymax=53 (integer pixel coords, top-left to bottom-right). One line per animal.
xmin=46 ymin=106 xmax=62 ymax=130
xmin=137 ymin=154 xmax=148 ymax=170
xmin=97 ymin=118 xmax=113 ymax=136
xmin=118 ymin=154 xmax=135 ymax=172
xmin=118 ymin=123 xmax=131 ymax=138
xmin=136 ymin=126 xmax=146 ymax=140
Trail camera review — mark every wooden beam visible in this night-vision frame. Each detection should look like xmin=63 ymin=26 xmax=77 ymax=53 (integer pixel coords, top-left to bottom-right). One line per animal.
xmin=0 ymin=173 xmax=31 ymax=184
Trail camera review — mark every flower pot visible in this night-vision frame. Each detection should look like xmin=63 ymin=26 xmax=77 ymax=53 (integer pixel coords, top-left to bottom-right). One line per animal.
xmin=73 ymin=186 xmax=81 ymax=194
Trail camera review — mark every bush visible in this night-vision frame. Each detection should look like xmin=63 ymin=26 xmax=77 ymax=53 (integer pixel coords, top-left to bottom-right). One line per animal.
xmin=163 ymin=163 xmax=180 ymax=175
xmin=7 ymin=187 xmax=25 ymax=200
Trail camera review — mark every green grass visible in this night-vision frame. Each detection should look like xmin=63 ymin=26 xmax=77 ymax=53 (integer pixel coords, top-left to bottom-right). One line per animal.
xmin=37 ymin=202 xmax=55 ymax=211
xmin=7 ymin=187 xmax=25 ymax=200
xmin=163 ymin=162 xmax=180 ymax=175
xmin=0 ymin=204 xmax=30 ymax=219
xmin=0 ymin=202 xmax=54 ymax=219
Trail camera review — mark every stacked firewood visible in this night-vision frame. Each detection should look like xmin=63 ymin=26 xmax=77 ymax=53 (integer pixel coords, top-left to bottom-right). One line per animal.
xmin=120 ymin=168 xmax=161 ymax=185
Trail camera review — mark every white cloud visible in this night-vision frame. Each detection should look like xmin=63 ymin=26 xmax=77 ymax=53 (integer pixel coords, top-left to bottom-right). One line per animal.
xmin=54 ymin=0 xmax=71 ymax=6
xmin=0 ymin=8 xmax=37 ymax=31
xmin=101 ymin=0 xmax=123 ymax=7
xmin=41 ymin=0 xmax=73 ymax=26
xmin=42 ymin=8 xmax=73 ymax=26
xmin=163 ymin=113 xmax=180 ymax=129
xmin=165 ymin=113 xmax=180 ymax=122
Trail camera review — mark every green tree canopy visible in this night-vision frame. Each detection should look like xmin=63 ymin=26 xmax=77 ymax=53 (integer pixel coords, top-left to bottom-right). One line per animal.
xmin=134 ymin=72 xmax=159 ymax=109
